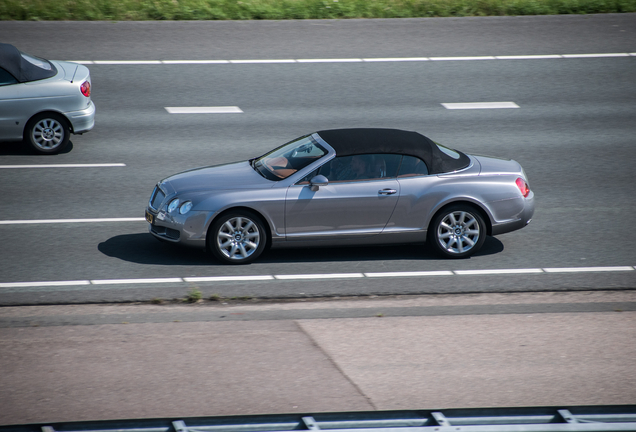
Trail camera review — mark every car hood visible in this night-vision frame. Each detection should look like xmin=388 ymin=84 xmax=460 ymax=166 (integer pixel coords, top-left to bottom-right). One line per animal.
xmin=160 ymin=161 xmax=274 ymax=194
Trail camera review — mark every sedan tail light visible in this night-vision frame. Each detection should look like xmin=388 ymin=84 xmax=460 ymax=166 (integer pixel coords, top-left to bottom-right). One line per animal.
xmin=80 ymin=80 xmax=91 ymax=97
xmin=516 ymin=177 xmax=530 ymax=198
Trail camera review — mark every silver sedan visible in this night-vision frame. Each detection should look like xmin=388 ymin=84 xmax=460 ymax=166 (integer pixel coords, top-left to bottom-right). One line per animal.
xmin=0 ymin=43 xmax=95 ymax=154
xmin=146 ymin=128 xmax=534 ymax=264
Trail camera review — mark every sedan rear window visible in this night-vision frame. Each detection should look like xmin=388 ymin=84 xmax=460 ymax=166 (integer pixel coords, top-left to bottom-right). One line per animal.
xmin=252 ymin=136 xmax=327 ymax=181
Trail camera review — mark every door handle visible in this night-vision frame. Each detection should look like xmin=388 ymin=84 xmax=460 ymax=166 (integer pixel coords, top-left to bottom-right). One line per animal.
xmin=379 ymin=189 xmax=397 ymax=195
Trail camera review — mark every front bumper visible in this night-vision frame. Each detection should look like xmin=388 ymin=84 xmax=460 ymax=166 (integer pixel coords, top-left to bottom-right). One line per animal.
xmin=145 ymin=206 xmax=210 ymax=248
xmin=66 ymin=100 xmax=95 ymax=134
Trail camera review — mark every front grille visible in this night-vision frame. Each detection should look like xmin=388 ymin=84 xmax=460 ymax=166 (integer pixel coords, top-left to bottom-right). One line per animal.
xmin=149 ymin=186 xmax=165 ymax=210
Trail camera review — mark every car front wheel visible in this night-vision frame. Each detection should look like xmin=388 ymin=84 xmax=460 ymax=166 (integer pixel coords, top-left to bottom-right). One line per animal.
xmin=208 ymin=211 xmax=267 ymax=264
xmin=429 ymin=205 xmax=486 ymax=258
xmin=25 ymin=113 xmax=70 ymax=154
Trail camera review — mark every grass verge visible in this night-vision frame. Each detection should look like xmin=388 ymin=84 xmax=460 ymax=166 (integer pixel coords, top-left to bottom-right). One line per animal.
xmin=1 ymin=0 xmax=635 ymax=21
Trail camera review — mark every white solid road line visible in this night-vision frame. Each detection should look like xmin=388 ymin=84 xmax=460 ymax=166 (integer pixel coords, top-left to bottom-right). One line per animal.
xmin=274 ymin=273 xmax=365 ymax=280
xmin=562 ymin=53 xmax=631 ymax=58
xmin=363 ymin=57 xmax=430 ymax=62
xmin=0 ymin=280 xmax=91 ymax=288
xmin=185 ymin=275 xmax=275 ymax=282
xmin=165 ymin=106 xmax=243 ymax=114
xmin=230 ymin=59 xmax=296 ymax=64
xmin=93 ymin=60 xmax=162 ymax=65
xmin=0 ymin=266 xmax=633 ymax=289
xmin=365 ymin=271 xmax=454 ymax=277
xmin=91 ymin=278 xmax=184 ymax=285
xmin=0 ymin=163 xmax=126 ymax=169
xmin=495 ymin=55 xmax=562 ymax=59
xmin=543 ymin=266 xmax=635 ymax=273
xmin=0 ymin=218 xmax=145 ymax=225
xmin=430 ymin=56 xmax=497 ymax=61
xmin=69 ymin=53 xmax=636 ymax=65
xmin=297 ymin=58 xmax=363 ymax=63
xmin=454 ymin=269 xmax=545 ymax=275
xmin=163 ymin=60 xmax=230 ymax=64
xmin=442 ymin=102 xmax=520 ymax=109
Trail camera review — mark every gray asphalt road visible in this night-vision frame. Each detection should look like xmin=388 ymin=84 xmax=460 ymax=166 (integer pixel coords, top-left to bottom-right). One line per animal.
xmin=1 ymin=16 xmax=635 ymax=305
xmin=2 ymin=14 xmax=635 ymax=59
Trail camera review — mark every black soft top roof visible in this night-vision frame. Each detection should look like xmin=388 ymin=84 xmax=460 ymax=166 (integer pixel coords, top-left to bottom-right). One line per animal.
xmin=0 ymin=43 xmax=57 ymax=83
xmin=316 ymin=128 xmax=470 ymax=174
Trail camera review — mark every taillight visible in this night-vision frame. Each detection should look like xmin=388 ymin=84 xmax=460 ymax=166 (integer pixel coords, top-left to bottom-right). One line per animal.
xmin=516 ymin=177 xmax=530 ymax=198
xmin=80 ymin=80 xmax=91 ymax=97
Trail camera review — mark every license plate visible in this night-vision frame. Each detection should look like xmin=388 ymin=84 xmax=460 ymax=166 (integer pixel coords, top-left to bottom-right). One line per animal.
xmin=145 ymin=210 xmax=154 ymax=224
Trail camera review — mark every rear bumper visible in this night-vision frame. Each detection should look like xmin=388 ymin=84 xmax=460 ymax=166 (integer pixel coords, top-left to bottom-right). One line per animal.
xmin=491 ymin=191 xmax=535 ymax=236
xmin=66 ymin=101 xmax=95 ymax=134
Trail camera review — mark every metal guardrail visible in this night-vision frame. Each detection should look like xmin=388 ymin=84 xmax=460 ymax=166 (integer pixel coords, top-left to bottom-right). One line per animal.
xmin=2 ymin=406 xmax=636 ymax=432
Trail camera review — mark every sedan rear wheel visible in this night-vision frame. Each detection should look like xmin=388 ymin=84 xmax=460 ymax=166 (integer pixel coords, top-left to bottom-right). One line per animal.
xmin=208 ymin=211 xmax=267 ymax=264
xmin=25 ymin=113 xmax=70 ymax=154
xmin=429 ymin=205 xmax=486 ymax=258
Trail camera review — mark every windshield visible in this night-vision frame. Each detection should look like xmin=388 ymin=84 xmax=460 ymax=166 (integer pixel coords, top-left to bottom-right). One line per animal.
xmin=252 ymin=135 xmax=327 ymax=181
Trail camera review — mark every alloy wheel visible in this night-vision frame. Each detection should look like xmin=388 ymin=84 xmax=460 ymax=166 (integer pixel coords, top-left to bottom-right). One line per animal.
xmin=216 ymin=216 xmax=261 ymax=261
xmin=31 ymin=118 xmax=65 ymax=151
xmin=436 ymin=210 xmax=481 ymax=255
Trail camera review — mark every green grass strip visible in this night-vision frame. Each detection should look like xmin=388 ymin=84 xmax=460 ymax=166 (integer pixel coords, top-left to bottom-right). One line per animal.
xmin=1 ymin=0 xmax=635 ymax=20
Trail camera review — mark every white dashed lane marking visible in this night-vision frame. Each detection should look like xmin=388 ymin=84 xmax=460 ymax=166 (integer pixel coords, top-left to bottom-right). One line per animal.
xmin=0 ymin=218 xmax=145 ymax=225
xmin=0 ymin=163 xmax=126 ymax=169
xmin=442 ymin=102 xmax=520 ymax=110
xmin=165 ymin=106 xmax=243 ymax=114
xmin=69 ymin=53 xmax=636 ymax=65
xmin=0 ymin=267 xmax=633 ymax=290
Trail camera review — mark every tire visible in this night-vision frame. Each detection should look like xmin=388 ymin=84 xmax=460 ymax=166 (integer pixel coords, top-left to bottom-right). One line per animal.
xmin=25 ymin=113 xmax=70 ymax=154
xmin=428 ymin=205 xmax=487 ymax=258
xmin=208 ymin=211 xmax=267 ymax=264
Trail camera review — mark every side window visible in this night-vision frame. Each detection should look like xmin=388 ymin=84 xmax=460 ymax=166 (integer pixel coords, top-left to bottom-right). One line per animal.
xmin=398 ymin=155 xmax=429 ymax=177
xmin=299 ymin=154 xmax=402 ymax=184
xmin=0 ymin=67 xmax=18 ymax=86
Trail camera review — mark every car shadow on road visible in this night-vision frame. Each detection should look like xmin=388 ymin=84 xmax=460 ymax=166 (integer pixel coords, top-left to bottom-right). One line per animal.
xmin=98 ymin=233 xmax=504 ymax=266
xmin=0 ymin=140 xmax=74 ymax=155
xmin=98 ymin=233 xmax=212 ymax=266
xmin=262 ymin=235 xmax=504 ymax=263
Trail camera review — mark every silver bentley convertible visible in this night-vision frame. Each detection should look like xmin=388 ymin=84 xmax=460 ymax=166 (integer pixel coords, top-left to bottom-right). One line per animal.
xmin=146 ymin=129 xmax=534 ymax=264
xmin=0 ymin=43 xmax=95 ymax=154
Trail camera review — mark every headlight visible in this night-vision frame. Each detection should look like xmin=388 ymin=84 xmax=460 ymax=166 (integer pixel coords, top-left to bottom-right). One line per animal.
xmin=167 ymin=198 xmax=180 ymax=213
xmin=179 ymin=201 xmax=193 ymax=215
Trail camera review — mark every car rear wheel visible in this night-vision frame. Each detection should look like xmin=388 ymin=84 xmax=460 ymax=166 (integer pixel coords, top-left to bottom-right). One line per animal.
xmin=428 ymin=205 xmax=486 ymax=258
xmin=25 ymin=113 xmax=70 ymax=154
xmin=208 ymin=211 xmax=267 ymax=264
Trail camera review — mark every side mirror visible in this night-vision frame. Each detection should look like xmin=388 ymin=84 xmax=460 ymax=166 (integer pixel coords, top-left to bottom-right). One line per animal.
xmin=309 ymin=175 xmax=328 ymax=191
